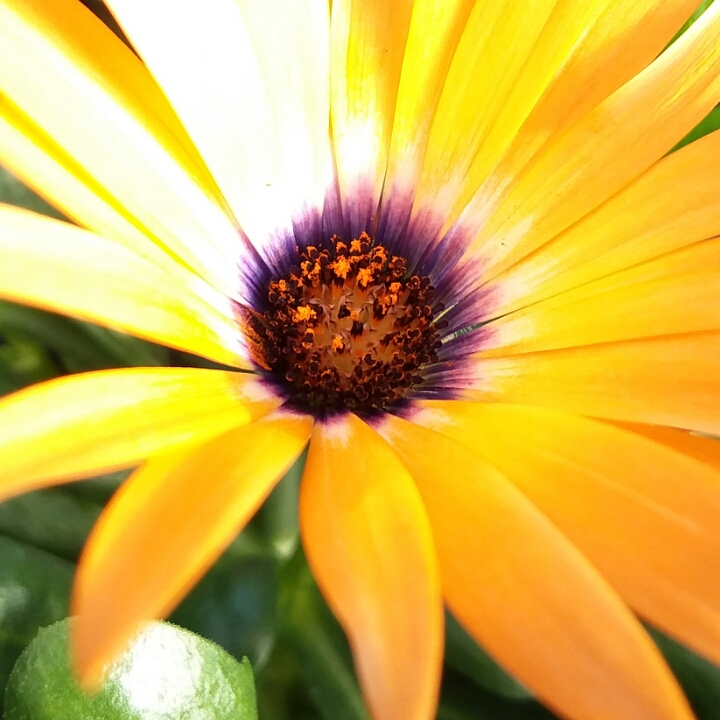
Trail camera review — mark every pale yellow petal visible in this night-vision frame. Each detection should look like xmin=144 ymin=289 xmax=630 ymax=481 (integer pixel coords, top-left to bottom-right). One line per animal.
xmin=409 ymin=0 xmax=697 ymax=243
xmin=105 ymin=0 xmax=333 ymax=264
xmin=0 ymin=95 xmax=178 ymax=272
xmin=379 ymin=0 xmax=476 ymax=241
xmin=410 ymin=0 xmax=561 ymax=229
xmin=0 ymin=368 xmax=281 ymax=495
xmin=0 ymin=204 xmax=249 ymax=367
xmin=489 ymin=130 xmax=720 ymax=316
xmin=331 ymin=0 xmax=415 ymax=236
xmin=0 ymin=0 xmax=245 ymax=297
xmin=482 ymin=237 xmax=720 ymax=355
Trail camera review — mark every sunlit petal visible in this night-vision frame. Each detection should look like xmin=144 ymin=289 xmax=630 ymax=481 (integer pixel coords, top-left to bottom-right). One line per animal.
xmin=455 ymin=0 xmax=720 ymax=282
xmin=463 ymin=332 xmax=720 ymax=434
xmin=414 ymin=401 xmax=720 ymax=668
xmin=0 ymin=204 xmax=248 ymax=367
xmin=0 ymin=368 xmax=280 ymax=494
xmin=0 ymin=0 xmax=245 ymax=297
xmin=73 ymin=412 xmax=312 ymax=686
xmin=300 ymin=413 xmax=442 ymax=720
xmin=331 ymin=0 xmax=415 ymax=236
xmin=379 ymin=413 xmax=692 ymax=720
xmin=105 ymin=0 xmax=333 ymax=266
xmin=0 ymin=95 xmax=178 ymax=271
xmin=481 ymin=237 xmax=720 ymax=355
xmin=410 ymin=0 xmax=697 ymax=246
xmin=380 ymin=0 xmax=475 ymax=241
xmin=487 ymin=130 xmax=720 ymax=315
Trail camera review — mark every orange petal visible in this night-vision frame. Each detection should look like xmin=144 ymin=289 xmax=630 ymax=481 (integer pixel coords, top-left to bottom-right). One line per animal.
xmin=0 ymin=0 xmax=244 ymax=296
xmin=488 ymin=129 xmax=720 ymax=317
xmin=72 ymin=411 xmax=313 ymax=687
xmin=300 ymin=413 xmax=442 ymax=720
xmin=0 ymin=204 xmax=249 ymax=367
xmin=481 ymin=236 xmax=720 ymax=355
xmin=464 ymin=332 xmax=720 ymax=434
xmin=0 ymin=368 xmax=280 ymax=496
xmin=457 ymin=0 xmax=720 ymax=282
xmin=331 ymin=0 xmax=415 ymax=234
xmin=414 ymin=401 xmax=720 ymax=668
xmin=613 ymin=421 xmax=720 ymax=473
xmin=379 ymin=412 xmax=693 ymax=720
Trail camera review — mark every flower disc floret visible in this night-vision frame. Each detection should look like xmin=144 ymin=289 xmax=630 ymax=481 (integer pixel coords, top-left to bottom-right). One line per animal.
xmin=248 ymin=232 xmax=446 ymax=412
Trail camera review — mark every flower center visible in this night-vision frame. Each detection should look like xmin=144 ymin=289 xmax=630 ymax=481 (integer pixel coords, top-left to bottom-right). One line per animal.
xmin=245 ymin=232 xmax=445 ymax=412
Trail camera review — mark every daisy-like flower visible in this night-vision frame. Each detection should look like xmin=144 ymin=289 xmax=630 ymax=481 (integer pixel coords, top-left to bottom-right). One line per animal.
xmin=2 ymin=0 xmax=720 ymax=718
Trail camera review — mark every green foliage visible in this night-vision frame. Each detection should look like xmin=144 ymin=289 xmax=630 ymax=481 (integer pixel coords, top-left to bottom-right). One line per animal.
xmin=171 ymin=546 xmax=279 ymax=672
xmin=445 ymin=612 xmax=531 ymax=699
xmin=4 ymin=619 xmax=258 ymax=720
xmin=649 ymin=627 xmax=720 ymax=720
xmin=0 ymin=490 xmax=101 ymax=562
xmin=0 ymin=537 xmax=74 ymax=709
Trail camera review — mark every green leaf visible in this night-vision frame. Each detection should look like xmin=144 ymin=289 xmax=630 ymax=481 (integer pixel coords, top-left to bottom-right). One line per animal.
xmin=63 ymin=470 xmax=128 ymax=506
xmin=255 ymin=452 xmax=306 ymax=560
xmin=444 ymin=611 xmax=531 ymax=699
xmin=4 ymin=619 xmax=258 ymax=720
xmin=0 ymin=300 xmax=169 ymax=374
xmin=0 ymin=489 xmax=101 ymax=561
xmin=0 ymin=352 xmax=30 ymax=396
xmin=649 ymin=627 xmax=720 ymax=720
xmin=0 ymin=167 xmax=64 ymax=219
xmin=171 ymin=547 xmax=278 ymax=672
xmin=277 ymin=551 xmax=368 ymax=720
xmin=0 ymin=537 xmax=74 ymax=709
xmin=0 ymin=335 xmax=58 ymax=389
xmin=438 ymin=671 xmax=555 ymax=720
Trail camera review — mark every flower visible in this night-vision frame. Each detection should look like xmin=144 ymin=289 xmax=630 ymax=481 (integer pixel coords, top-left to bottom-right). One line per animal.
xmin=1 ymin=0 xmax=720 ymax=718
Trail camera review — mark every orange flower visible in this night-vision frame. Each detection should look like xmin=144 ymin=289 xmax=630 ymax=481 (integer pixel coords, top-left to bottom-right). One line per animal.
xmin=1 ymin=1 xmax=720 ymax=719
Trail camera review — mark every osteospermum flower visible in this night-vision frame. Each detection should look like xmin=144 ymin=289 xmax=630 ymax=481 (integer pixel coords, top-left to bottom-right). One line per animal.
xmin=2 ymin=0 xmax=720 ymax=717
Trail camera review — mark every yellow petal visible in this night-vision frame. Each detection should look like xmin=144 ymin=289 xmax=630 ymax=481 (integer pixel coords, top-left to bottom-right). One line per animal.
xmin=0 ymin=95 xmax=178 ymax=272
xmin=380 ymin=0 xmax=476 ymax=241
xmin=488 ymin=130 xmax=720 ymax=316
xmin=105 ymin=0 xmax=333 ymax=263
xmin=456 ymin=0 xmax=720 ymax=282
xmin=464 ymin=332 xmax=720 ymax=434
xmin=482 ymin=237 xmax=720 ymax=355
xmin=0 ymin=204 xmax=248 ymax=367
xmin=331 ymin=0 xmax=415 ymax=236
xmin=380 ymin=413 xmax=692 ymax=720
xmin=0 ymin=0 xmax=245 ymax=297
xmin=73 ymin=412 xmax=312 ymax=687
xmin=410 ymin=0 xmax=697 ymax=244
xmin=416 ymin=401 xmax=720 ymax=668
xmin=300 ymin=413 xmax=442 ymax=720
xmin=0 ymin=367 xmax=280 ymax=495
xmin=613 ymin=421 xmax=720 ymax=473
xmin=409 ymin=0 xmax=561 ymax=228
